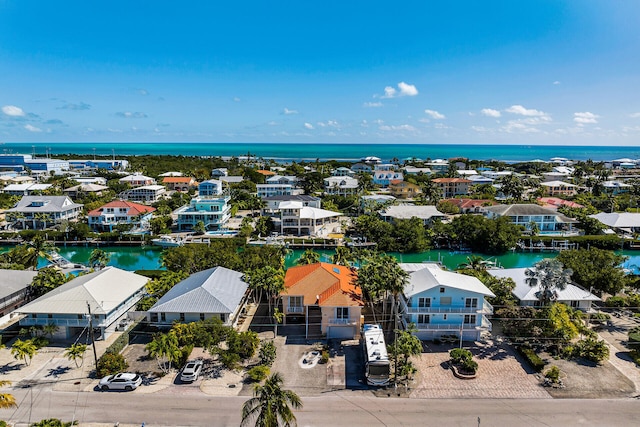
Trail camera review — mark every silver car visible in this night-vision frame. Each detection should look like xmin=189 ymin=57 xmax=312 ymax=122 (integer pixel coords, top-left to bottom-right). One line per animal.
xmin=180 ymin=360 xmax=204 ymax=382
xmin=99 ymin=372 xmax=142 ymax=391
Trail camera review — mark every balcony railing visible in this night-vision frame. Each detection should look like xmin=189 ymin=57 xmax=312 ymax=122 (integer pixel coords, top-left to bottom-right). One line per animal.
xmin=328 ymin=318 xmax=356 ymax=325
xmin=400 ymin=298 xmax=494 ymax=315
xmin=20 ymin=318 xmax=91 ymax=327
xmin=287 ymin=306 xmax=304 ymax=313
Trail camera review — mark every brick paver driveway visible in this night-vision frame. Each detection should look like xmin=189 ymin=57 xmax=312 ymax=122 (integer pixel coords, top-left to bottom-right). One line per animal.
xmin=409 ymin=339 xmax=551 ymax=399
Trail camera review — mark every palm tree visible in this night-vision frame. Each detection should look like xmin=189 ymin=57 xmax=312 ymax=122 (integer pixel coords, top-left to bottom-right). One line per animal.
xmin=42 ymin=323 xmax=59 ymax=339
xmin=22 ymin=234 xmax=57 ymax=270
xmin=419 ymin=179 xmax=442 ymax=204
xmin=64 ymin=343 xmax=88 ymax=368
xmin=457 ymin=255 xmax=487 ymax=272
xmin=499 ymin=174 xmax=524 ymax=201
xmin=241 ymin=372 xmax=303 ymax=427
xmin=146 ymin=332 xmax=182 ymax=373
xmin=331 ymin=246 xmax=353 ymax=266
xmin=0 ymin=380 xmax=17 ymax=409
xmin=247 ymin=266 xmax=285 ymax=315
xmin=11 ymin=339 xmax=37 ymax=366
xmin=34 ymin=212 xmax=52 ymax=229
xmin=525 ymin=258 xmax=573 ymax=306
xmin=295 ymin=249 xmax=320 ymax=266
xmin=88 ymin=249 xmax=111 ymax=270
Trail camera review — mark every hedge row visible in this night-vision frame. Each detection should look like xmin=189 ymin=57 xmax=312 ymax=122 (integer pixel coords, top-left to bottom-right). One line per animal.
xmin=517 ymin=346 xmax=545 ymax=372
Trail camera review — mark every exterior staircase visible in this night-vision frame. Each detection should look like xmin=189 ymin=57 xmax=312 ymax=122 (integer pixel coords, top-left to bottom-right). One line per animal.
xmin=307 ymin=306 xmax=323 ymax=339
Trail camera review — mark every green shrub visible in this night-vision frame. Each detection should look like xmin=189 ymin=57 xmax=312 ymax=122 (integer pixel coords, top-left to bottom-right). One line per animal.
xmin=545 ymin=365 xmax=561 ymax=383
xmin=258 ymin=341 xmax=277 ymax=367
xmin=605 ymin=296 xmax=628 ymax=307
xmin=96 ymin=352 xmax=128 ymax=378
xmin=32 ymin=336 xmax=50 ymax=349
xmin=517 ymin=346 xmax=545 ymax=372
xmin=176 ymin=344 xmax=194 ymax=368
xmin=630 ymin=350 xmax=640 ymax=366
xmin=628 ymin=327 xmax=640 ymax=350
xmin=460 ymin=358 xmax=478 ymax=374
xmin=320 ymin=350 xmax=329 ymax=364
xmin=246 ymin=365 xmax=270 ymax=382
xmin=449 ymin=348 xmax=473 ymax=365
xmin=573 ymin=338 xmax=609 ymax=363
xmin=217 ymin=350 xmax=241 ymax=371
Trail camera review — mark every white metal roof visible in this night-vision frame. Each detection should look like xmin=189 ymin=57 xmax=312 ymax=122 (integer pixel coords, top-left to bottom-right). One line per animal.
xmin=400 ymin=263 xmax=495 ymax=298
xmin=590 ymin=212 xmax=640 ymax=228
xmin=17 ymin=267 xmax=149 ymax=315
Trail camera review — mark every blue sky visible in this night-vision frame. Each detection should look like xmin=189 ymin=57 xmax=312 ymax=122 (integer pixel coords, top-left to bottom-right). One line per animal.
xmin=1 ymin=0 xmax=639 ymax=145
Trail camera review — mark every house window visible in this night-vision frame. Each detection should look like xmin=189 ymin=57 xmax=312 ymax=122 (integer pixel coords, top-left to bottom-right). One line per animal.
xmin=443 ymin=314 xmax=447 ymax=320
xmin=150 ymin=313 xmax=158 ymax=323
xmin=336 ymin=307 xmax=349 ymax=319
xmin=179 ymin=313 xmax=185 ymax=322
xmin=440 ymin=297 xmax=452 ymax=306
xmin=200 ymin=313 xmax=205 ymax=321
xmin=418 ymin=314 xmax=430 ymax=324
xmin=418 ymin=298 xmax=431 ymax=308
xmin=48 ymin=314 xmax=52 ymax=319
xmin=289 ymin=296 xmax=302 ymax=307
xmin=465 ymin=298 xmax=478 ymax=308
xmin=77 ymin=314 xmax=83 ymax=320
xmin=439 ymin=287 xmax=445 ymax=293
xmin=570 ymin=301 xmax=579 ymax=308
xmin=161 ymin=313 xmax=166 ymax=322
xmin=464 ymin=315 xmax=476 ymax=324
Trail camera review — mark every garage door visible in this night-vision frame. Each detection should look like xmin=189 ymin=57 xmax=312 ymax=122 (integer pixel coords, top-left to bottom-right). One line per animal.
xmin=328 ymin=325 xmax=355 ymax=340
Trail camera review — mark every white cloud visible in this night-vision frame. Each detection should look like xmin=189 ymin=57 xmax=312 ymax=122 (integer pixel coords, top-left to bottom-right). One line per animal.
xmin=24 ymin=124 xmax=42 ymax=132
xmin=379 ymin=124 xmax=416 ymax=131
xmin=317 ymin=120 xmax=340 ymax=128
xmin=116 ymin=111 xmax=148 ymax=118
xmin=233 ymin=97 xmax=241 ymax=102
xmin=424 ymin=109 xmax=445 ymax=120
xmin=304 ymin=122 xmax=314 ymax=130
xmin=629 ymin=112 xmax=640 ymax=118
xmin=283 ymin=108 xmax=298 ymax=115
xmin=398 ymin=82 xmax=418 ymax=97
xmin=2 ymin=105 xmax=25 ymax=117
xmin=574 ymin=111 xmax=599 ymax=124
xmin=363 ymin=102 xmax=383 ymax=108
xmin=471 ymin=126 xmax=491 ymax=132
xmin=379 ymin=82 xmax=418 ymax=98
xmin=505 ymin=105 xmax=548 ymax=117
xmin=137 ymin=88 xmax=149 ymax=96
xmin=553 ymin=81 xmax=561 ymax=85
xmin=481 ymin=108 xmax=501 ymax=118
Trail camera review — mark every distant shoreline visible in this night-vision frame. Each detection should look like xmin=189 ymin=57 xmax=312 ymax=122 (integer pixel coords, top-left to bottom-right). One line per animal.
xmin=2 ymin=142 xmax=639 ymax=163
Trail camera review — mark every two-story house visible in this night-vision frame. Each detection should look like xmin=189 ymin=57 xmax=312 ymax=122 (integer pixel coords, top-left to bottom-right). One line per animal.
xmin=324 ymin=176 xmax=359 ymax=196
xmin=282 ymin=262 xmax=363 ymax=339
xmin=399 ymin=263 xmax=495 ymax=341
xmin=279 ymin=201 xmax=341 ymax=237
xmin=119 ymin=174 xmax=156 ymax=187
xmin=484 ymin=204 xmax=576 ymax=234
xmin=87 ymin=200 xmax=156 ymax=232
xmin=198 ymin=179 xmax=223 ymax=197
xmin=373 ymin=171 xmax=404 ymax=188
xmin=161 ymin=176 xmax=198 ymax=192
xmin=119 ymin=185 xmax=167 ymax=203
xmin=389 ymin=180 xmax=421 ymax=199
xmin=431 ymin=178 xmax=472 ymax=198
xmin=6 ymin=196 xmax=83 ymax=230
xmin=540 ymin=180 xmax=578 ymax=197
xmin=257 ymin=183 xmax=295 ymax=198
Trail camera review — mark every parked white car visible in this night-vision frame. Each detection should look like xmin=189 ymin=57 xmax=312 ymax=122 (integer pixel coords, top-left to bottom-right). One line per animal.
xmin=180 ymin=360 xmax=204 ymax=382
xmin=99 ymin=372 xmax=142 ymax=391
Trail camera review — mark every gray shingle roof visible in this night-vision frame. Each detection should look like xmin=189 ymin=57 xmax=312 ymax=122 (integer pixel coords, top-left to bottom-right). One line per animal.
xmin=0 ymin=269 xmax=38 ymax=299
xmin=7 ymin=196 xmax=83 ymax=213
xmin=148 ymin=267 xmax=249 ymax=314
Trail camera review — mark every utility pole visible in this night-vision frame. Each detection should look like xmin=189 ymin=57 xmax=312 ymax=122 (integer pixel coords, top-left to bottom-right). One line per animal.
xmin=87 ymin=302 xmax=99 ymax=369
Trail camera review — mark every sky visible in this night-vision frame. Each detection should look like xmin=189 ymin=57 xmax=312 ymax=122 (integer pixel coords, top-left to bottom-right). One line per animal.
xmin=1 ymin=0 xmax=640 ymax=146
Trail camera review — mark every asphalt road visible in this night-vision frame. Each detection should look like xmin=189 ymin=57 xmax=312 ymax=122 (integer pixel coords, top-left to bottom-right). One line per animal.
xmin=1 ymin=385 xmax=638 ymax=427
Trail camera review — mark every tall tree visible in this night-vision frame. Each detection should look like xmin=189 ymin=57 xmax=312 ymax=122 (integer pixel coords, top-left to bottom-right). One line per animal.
xmin=557 ymin=248 xmax=627 ymax=296
xmin=22 ymin=235 xmax=57 ymax=270
xmin=295 ymin=249 xmax=320 ymax=266
xmin=499 ymin=174 xmax=524 ymax=201
xmin=247 ymin=266 xmax=285 ymax=315
xmin=64 ymin=343 xmax=88 ymax=368
xmin=146 ymin=332 xmax=182 ymax=373
xmin=88 ymin=249 xmax=111 ymax=270
xmin=525 ymin=259 xmax=573 ymax=306
xmin=331 ymin=246 xmax=354 ymax=266
xmin=241 ymin=372 xmax=303 ymax=427
xmin=29 ymin=267 xmax=70 ymax=299
xmin=11 ymin=339 xmax=37 ymax=366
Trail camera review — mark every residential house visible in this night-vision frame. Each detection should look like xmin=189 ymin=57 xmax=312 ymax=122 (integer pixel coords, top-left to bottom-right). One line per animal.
xmin=431 ymin=178 xmax=472 ymax=198
xmin=441 ymin=198 xmax=497 ymax=214
xmin=198 ymin=179 xmax=223 ymax=197
xmin=119 ymin=185 xmax=167 ymax=203
xmin=424 ymin=160 xmax=449 ymax=174
xmin=219 ymin=176 xmax=244 ymax=186
xmin=68 ymin=159 xmax=129 ymax=171
xmin=257 ymin=183 xmax=297 ymax=198
xmin=332 ymin=167 xmax=355 ymax=177
xmin=403 ymin=166 xmax=432 ymax=175
xmin=540 ymin=181 xmax=578 ymax=197
xmin=373 ymin=170 xmax=403 ymax=188
xmin=0 ymin=269 xmax=38 ymax=317
xmin=481 ymin=170 xmax=513 ymax=180
xmin=351 ymin=163 xmax=373 ymax=173
xmin=6 ymin=196 xmax=83 ymax=229
xmin=74 ymin=177 xmax=108 ymax=185
xmin=537 ymin=197 xmax=584 ymax=211
xmin=147 ymin=267 xmax=249 ymax=327
xmin=119 ymin=174 xmax=156 ymax=187
xmin=17 ymin=267 xmax=149 ymax=340
xmin=2 ymin=183 xmax=53 ymax=196
xmin=282 ymin=262 xmax=363 ymax=339
xmin=262 ymin=195 xmax=321 ymax=214
xmin=63 ymin=183 xmax=109 ymax=198
xmin=175 ymin=196 xmax=231 ymax=231
xmin=487 ymin=268 xmax=600 ymax=311
xmin=602 ymin=180 xmax=632 ymax=195
xmin=389 ymin=180 xmax=421 ymax=199
xmin=467 ymin=174 xmax=494 ymax=185
xmin=324 ymin=176 xmax=359 ymax=196
xmin=484 ymin=204 xmax=576 ymax=234
xmin=589 ymin=212 xmax=640 ymax=236
xmin=256 ymin=170 xmax=276 ymax=178
xmin=399 ymin=263 xmax=495 ymax=341
xmin=266 ymin=175 xmax=299 ymax=186
xmin=380 ymin=205 xmax=446 ymax=226
xmin=87 ymin=200 xmax=156 ymax=232
xmin=161 ymin=176 xmax=198 ymax=192
xmin=279 ymin=202 xmax=341 ymax=237
xmin=360 ymin=194 xmax=396 ymax=212
xmin=158 ymin=171 xmax=183 ymax=177
xmin=211 ymin=168 xmax=228 ymax=178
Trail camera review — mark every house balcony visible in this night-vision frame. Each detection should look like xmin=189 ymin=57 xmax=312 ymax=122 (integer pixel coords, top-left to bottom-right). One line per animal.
xmin=400 ymin=299 xmax=493 ymax=315
xmin=413 ymin=315 xmax=492 ymax=332
xmin=327 ymin=318 xmax=357 ymax=326
xmin=20 ymin=317 xmax=93 ymax=328
xmin=287 ymin=306 xmax=304 ymax=313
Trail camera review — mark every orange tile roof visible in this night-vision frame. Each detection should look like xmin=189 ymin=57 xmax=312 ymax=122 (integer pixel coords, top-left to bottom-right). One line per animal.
xmin=537 ymin=197 xmax=584 ymax=209
xmin=256 ymin=169 xmax=276 ymax=176
xmin=283 ymin=262 xmax=363 ymax=307
xmin=432 ymin=178 xmax=472 ymax=183
xmin=443 ymin=198 xmax=496 ymax=209
xmin=162 ymin=177 xmax=196 ymax=183
xmin=88 ymin=200 xmax=156 ymax=217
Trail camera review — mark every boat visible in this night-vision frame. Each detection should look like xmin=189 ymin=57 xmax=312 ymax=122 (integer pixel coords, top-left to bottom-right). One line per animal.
xmin=151 ymin=235 xmax=184 ymax=248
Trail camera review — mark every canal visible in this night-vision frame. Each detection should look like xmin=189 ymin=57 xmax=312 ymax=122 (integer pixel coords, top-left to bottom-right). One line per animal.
xmin=3 ymin=245 xmax=637 ymax=275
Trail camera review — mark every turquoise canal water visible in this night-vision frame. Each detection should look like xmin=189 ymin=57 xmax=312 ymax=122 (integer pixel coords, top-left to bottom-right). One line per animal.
xmin=5 ymin=245 xmax=637 ymax=274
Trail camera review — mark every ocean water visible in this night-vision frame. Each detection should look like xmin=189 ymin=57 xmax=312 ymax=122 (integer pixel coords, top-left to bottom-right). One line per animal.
xmin=3 ymin=142 xmax=640 ymax=163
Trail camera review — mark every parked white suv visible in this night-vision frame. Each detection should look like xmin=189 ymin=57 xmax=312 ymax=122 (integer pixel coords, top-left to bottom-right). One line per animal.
xmin=180 ymin=360 xmax=204 ymax=382
xmin=99 ymin=373 xmax=142 ymax=391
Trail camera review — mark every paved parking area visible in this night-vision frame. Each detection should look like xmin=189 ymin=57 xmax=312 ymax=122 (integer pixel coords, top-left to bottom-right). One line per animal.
xmin=410 ymin=339 xmax=551 ymax=399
